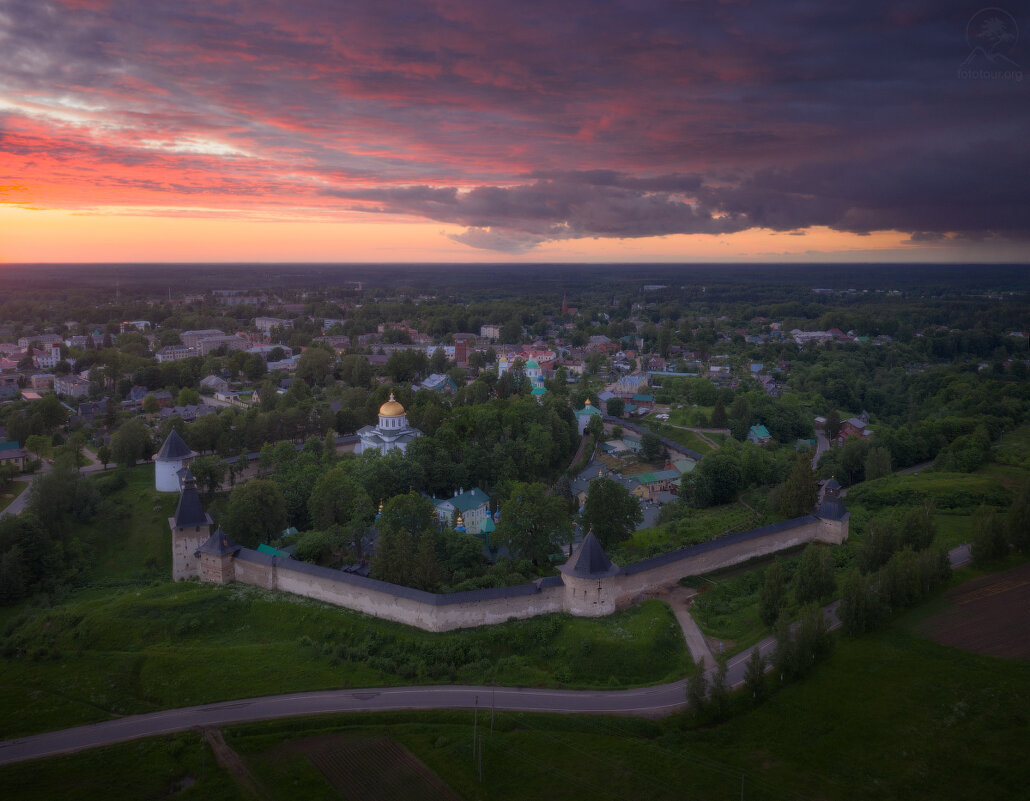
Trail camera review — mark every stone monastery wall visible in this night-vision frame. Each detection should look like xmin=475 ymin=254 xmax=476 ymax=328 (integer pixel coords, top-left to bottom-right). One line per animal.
xmin=191 ymin=512 xmax=846 ymax=632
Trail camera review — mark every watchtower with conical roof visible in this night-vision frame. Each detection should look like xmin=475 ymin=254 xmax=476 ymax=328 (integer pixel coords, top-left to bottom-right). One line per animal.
xmin=559 ymin=531 xmax=621 ymax=616
xmin=169 ymin=470 xmax=213 ymax=580
xmin=196 ymin=528 xmax=239 ymax=584
xmin=814 ymin=477 xmax=850 ymax=544
xmin=155 ymin=429 xmax=195 ymax=492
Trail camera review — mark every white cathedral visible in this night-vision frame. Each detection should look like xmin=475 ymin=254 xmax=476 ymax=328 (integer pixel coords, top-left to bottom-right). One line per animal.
xmin=356 ymin=392 xmax=423 ymax=455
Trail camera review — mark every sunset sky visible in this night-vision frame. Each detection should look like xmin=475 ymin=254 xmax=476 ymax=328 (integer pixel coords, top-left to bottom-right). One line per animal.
xmin=1 ymin=0 xmax=1027 ymax=263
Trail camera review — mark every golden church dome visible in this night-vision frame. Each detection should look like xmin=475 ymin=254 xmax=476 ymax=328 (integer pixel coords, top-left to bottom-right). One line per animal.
xmin=379 ymin=392 xmax=405 ymax=417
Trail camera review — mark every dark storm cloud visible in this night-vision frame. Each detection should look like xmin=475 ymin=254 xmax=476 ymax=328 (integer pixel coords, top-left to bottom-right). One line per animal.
xmin=0 ymin=0 xmax=1027 ymax=250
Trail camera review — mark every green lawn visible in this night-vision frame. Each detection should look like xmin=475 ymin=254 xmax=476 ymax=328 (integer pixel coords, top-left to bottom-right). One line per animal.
xmin=11 ymin=599 xmax=1026 ymax=801
xmin=665 ymin=406 xmax=715 ymax=427
xmin=0 ymin=731 xmax=242 ymax=801
xmin=613 ymin=502 xmax=758 ymax=564
xmin=993 ymin=423 xmax=1030 ymax=470
xmin=640 ymin=420 xmax=716 ymax=454
xmin=0 ymin=480 xmax=27 ymax=513
xmin=75 ymin=465 xmax=179 ymax=583
xmin=0 ymin=585 xmax=685 ymax=739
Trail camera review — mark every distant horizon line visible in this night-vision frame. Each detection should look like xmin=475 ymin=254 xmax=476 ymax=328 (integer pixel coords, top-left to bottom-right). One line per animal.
xmin=1 ymin=260 xmax=1027 ymax=267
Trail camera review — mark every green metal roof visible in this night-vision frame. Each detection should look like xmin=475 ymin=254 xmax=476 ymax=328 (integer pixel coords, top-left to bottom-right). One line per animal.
xmin=436 ymin=487 xmax=491 ymax=513
xmin=257 ymin=543 xmax=292 ymax=558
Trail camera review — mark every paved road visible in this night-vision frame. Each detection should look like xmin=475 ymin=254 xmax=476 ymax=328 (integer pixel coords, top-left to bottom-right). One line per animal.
xmin=0 ymin=607 xmax=837 ymax=767
xmin=0 ymin=551 xmax=961 ymax=767
xmin=812 ymin=430 xmax=829 ymax=469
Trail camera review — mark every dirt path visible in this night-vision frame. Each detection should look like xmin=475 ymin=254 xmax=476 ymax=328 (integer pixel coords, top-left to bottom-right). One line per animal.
xmin=667 ymin=586 xmax=716 ymax=667
xmin=203 ymin=728 xmax=272 ymax=801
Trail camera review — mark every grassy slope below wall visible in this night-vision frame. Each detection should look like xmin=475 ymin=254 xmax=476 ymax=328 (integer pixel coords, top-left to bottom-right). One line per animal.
xmin=5 ymin=601 xmax=1028 ymax=801
xmin=0 ymin=584 xmax=684 ymax=739
xmin=688 ymin=434 xmax=1030 ymax=657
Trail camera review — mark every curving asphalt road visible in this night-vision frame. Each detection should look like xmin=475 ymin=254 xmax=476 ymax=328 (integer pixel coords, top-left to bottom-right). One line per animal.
xmin=0 ymin=607 xmax=826 ymax=767
xmin=0 ymin=550 xmax=969 ymax=767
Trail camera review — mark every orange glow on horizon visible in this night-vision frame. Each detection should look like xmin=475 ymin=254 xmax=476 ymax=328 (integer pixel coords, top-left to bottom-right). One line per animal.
xmin=0 ymin=206 xmax=997 ymax=264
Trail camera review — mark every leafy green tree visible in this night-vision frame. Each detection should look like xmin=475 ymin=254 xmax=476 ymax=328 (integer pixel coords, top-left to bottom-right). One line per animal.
xmin=860 ymin=517 xmax=898 ymax=573
xmin=413 ymin=532 xmax=442 ymax=592
xmin=499 ymin=318 xmax=522 ymax=344
xmin=97 ymin=444 xmax=112 ymax=469
xmin=774 ymin=603 xmax=831 ymax=682
xmin=296 ymin=347 xmax=333 ymax=386
xmin=223 ymin=479 xmax=287 ymax=547
xmin=971 ymin=506 xmax=1008 ymax=565
xmin=743 ymin=647 xmax=767 ymax=701
xmin=111 ymin=419 xmax=150 ymax=468
xmin=308 ymin=466 xmax=374 ymax=530
xmin=690 ymin=451 xmax=742 ymax=507
xmin=371 ymin=526 xmax=414 ymax=585
xmin=295 ymin=526 xmax=346 ymax=565
xmin=177 ymin=387 xmax=201 ymax=406
xmin=586 ymin=414 xmax=604 ymax=440
xmin=686 ymin=658 xmax=708 ymax=716
xmin=793 ymin=544 xmax=836 ymax=605
xmin=189 ymin=455 xmax=226 ymax=496
xmin=24 ymin=434 xmax=52 ymax=460
xmin=899 ymin=501 xmax=936 ymax=551
xmin=606 ymin=397 xmax=625 ymax=418
xmin=708 ymin=656 xmax=729 ymax=720
xmin=142 ymin=394 xmax=160 ymax=414
xmin=496 ymin=481 xmax=572 ymax=563
xmin=778 ymin=455 xmax=817 ymax=518
xmin=26 ymin=462 xmax=99 ymax=536
xmin=243 ymin=353 xmax=266 ymax=382
xmin=379 ymin=491 xmax=437 ymax=543
xmin=710 ymin=397 xmax=728 ymax=428
xmin=1006 ymin=481 xmax=1030 ymax=553
xmin=864 ymin=446 xmax=892 ymax=481
xmin=640 ymin=431 xmax=665 ymax=463
xmin=581 ymin=477 xmax=642 ymax=550
xmin=839 ymin=569 xmax=883 ymax=636
xmin=759 ymin=561 xmax=787 ymax=627
xmin=824 ymin=410 xmax=841 ymax=442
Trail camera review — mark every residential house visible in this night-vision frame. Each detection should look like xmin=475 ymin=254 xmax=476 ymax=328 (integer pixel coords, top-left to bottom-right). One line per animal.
xmin=417 ymin=373 xmax=458 ymax=394
xmin=34 ymin=345 xmax=62 ymax=370
xmin=30 ymin=374 xmax=55 ymax=390
xmin=197 ymin=335 xmax=249 ymax=356
xmin=0 ymin=441 xmax=29 ymax=471
xmin=180 ymin=329 xmax=225 ymax=348
xmin=200 ymin=374 xmax=230 ymax=393
xmin=150 ymin=390 xmax=174 ymax=408
xmin=77 ymin=399 xmax=108 ymax=421
xmin=434 ymin=487 xmax=492 ymax=535
xmin=54 ymin=374 xmax=90 ymax=398
xmin=17 ymin=334 xmax=62 ymax=349
xmin=747 ymin=424 xmax=772 ymax=445
xmin=0 ymin=374 xmax=20 ymax=400
xmin=156 ymin=345 xmax=193 ymax=363
xmin=128 ymin=385 xmax=150 ymax=404
xmin=838 ymin=417 xmax=871 ymax=443
xmin=254 ymin=317 xmax=293 ymax=335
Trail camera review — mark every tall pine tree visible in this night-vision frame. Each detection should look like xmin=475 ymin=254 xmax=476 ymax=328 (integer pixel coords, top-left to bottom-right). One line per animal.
xmin=778 ymin=454 xmax=818 ymax=518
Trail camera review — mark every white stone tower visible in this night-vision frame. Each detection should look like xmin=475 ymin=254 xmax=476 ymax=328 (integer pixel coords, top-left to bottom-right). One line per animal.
xmin=154 ymin=429 xmax=195 ymax=492
xmin=559 ymin=531 xmax=620 ymax=616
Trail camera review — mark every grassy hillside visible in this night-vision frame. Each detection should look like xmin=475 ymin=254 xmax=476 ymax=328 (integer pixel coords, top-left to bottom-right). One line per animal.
xmin=0 ymin=585 xmax=684 ymax=739
xmin=5 ymin=600 xmax=1027 ymax=801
